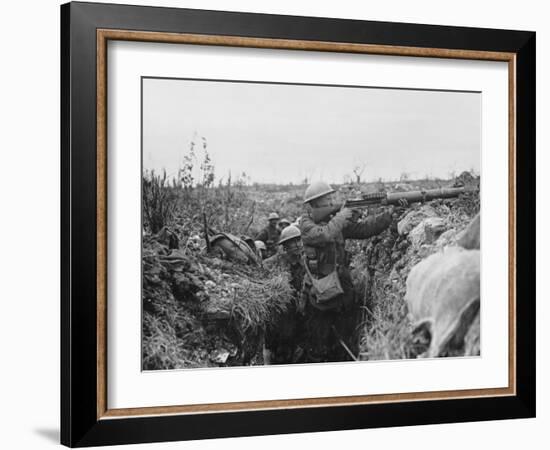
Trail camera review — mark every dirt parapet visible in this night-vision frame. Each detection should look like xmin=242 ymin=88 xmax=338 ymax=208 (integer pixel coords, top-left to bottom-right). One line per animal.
xmin=142 ymin=230 xmax=294 ymax=370
xmin=354 ymin=188 xmax=480 ymax=360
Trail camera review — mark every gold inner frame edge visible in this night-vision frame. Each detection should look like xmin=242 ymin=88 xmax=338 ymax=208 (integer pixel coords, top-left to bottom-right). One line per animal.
xmin=96 ymin=29 xmax=517 ymax=420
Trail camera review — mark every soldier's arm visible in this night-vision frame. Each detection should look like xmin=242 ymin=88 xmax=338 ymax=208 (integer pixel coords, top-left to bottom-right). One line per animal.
xmin=300 ymin=210 xmax=351 ymax=246
xmin=343 ymin=211 xmax=392 ymax=239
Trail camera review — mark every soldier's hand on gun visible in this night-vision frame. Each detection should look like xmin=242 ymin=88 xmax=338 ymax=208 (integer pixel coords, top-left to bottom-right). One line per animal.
xmin=338 ymin=207 xmax=354 ymax=222
xmin=350 ymin=208 xmax=363 ymax=222
xmin=388 ymin=198 xmax=408 ymax=220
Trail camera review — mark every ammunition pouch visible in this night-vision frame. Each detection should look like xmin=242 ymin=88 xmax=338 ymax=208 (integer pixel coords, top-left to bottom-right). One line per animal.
xmin=307 ymin=269 xmax=344 ymax=311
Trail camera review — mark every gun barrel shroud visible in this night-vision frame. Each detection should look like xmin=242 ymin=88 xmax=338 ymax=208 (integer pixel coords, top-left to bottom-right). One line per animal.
xmin=311 ymin=187 xmax=470 ymax=223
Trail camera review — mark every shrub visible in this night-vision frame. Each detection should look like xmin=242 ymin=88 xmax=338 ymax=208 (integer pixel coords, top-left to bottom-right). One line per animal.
xmin=143 ymin=169 xmax=177 ymax=234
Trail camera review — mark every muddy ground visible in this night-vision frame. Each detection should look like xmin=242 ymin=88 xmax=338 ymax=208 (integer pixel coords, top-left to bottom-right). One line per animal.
xmin=142 ymin=175 xmax=480 ymax=369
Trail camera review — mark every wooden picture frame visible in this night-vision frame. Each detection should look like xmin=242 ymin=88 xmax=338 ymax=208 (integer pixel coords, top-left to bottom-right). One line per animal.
xmin=61 ymin=1 xmax=535 ymax=447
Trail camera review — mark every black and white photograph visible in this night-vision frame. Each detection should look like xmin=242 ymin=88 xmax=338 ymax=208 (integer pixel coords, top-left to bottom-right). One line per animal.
xmin=0 ymin=0 xmax=543 ymax=446
xmin=141 ymin=77 xmax=481 ymax=370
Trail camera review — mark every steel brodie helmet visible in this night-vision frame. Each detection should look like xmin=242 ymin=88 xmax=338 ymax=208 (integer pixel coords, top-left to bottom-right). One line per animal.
xmin=268 ymin=212 xmax=280 ymax=221
xmin=303 ymin=180 xmax=335 ymax=204
xmin=278 ymin=225 xmax=301 ymax=245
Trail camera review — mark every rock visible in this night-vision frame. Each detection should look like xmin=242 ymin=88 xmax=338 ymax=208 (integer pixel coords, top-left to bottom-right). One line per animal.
xmin=456 ymin=213 xmax=480 ymax=250
xmin=408 ymin=217 xmax=447 ymax=248
xmin=397 ymin=206 xmax=437 ymax=236
xmin=436 ymin=228 xmax=456 ymax=245
xmin=434 ymin=228 xmax=457 ymax=251
xmin=405 ymin=247 xmax=480 ymax=358
xmin=210 ymin=350 xmax=230 ymax=364
xmin=204 ymin=280 xmax=217 ymax=289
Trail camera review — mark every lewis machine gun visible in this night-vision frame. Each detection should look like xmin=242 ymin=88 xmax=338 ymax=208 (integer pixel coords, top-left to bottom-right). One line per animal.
xmin=310 ymin=186 xmax=472 ymax=223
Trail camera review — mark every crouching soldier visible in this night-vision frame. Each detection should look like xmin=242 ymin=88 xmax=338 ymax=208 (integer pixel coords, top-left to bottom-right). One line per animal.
xmin=254 ymin=240 xmax=268 ymax=260
xmin=299 ymin=180 xmax=400 ymax=362
xmin=277 ymin=218 xmax=291 ymax=233
xmin=262 ymin=225 xmax=307 ymax=364
xmin=255 ymin=212 xmax=281 ymax=258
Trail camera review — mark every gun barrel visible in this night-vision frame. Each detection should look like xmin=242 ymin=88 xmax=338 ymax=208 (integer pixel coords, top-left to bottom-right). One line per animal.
xmin=385 ymin=187 xmax=466 ymax=205
xmin=313 ymin=186 xmax=470 ymax=222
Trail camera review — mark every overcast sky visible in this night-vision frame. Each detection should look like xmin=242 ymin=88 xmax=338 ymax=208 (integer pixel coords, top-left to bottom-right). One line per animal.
xmin=142 ymin=77 xmax=480 ymax=184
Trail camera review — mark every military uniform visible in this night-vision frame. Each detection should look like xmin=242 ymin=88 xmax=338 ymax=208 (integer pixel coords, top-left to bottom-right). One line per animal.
xmin=255 ymin=226 xmax=281 ymax=258
xmin=262 ymin=252 xmax=306 ymax=364
xmin=299 ymin=209 xmax=393 ymax=362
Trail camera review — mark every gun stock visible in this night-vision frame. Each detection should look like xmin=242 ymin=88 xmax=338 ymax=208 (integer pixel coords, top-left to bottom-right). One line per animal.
xmin=310 ymin=204 xmax=342 ymax=223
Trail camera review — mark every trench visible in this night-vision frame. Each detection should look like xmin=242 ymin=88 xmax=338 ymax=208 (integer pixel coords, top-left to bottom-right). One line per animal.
xmin=143 ymin=191 xmax=480 ymax=369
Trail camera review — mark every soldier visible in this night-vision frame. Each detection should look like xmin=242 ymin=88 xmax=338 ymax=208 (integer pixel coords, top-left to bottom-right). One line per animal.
xmin=299 ymin=180 xmax=402 ymax=362
xmin=255 ymin=212 xmax=281 ymax=258
xmin=254 ymin=240 xmax=268 ymax=260
xmin=264 ymin=225 xmax=306 ymax=293
xmin=262 ymin=225 xmax=307 ymax=364
xmin=277 ymin=218 xmax=291 ymax=233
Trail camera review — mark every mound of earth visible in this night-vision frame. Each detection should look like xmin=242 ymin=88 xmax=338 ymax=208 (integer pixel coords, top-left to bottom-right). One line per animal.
xmin=352 ymin=187 xmax=480 ymax=360
xmin=142 ymin=231 xmax=293 ymax=370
